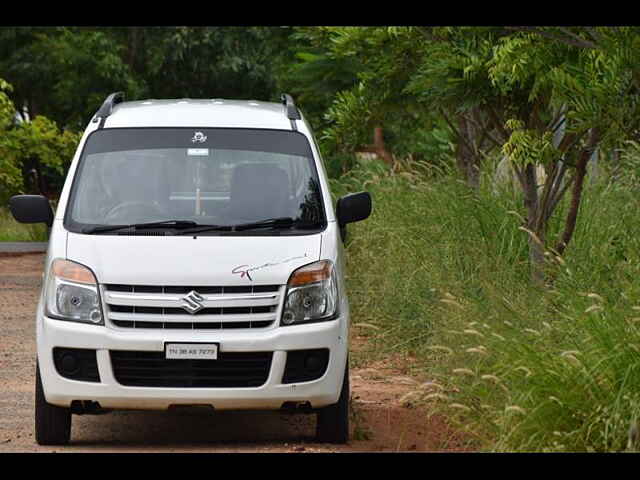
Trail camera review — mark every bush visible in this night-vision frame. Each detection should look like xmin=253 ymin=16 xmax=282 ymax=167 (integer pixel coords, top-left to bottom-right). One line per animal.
xmin=336 ymin=160 xmax=640 ymax=451
xmin=0 ymin=207 xmax=47 ymax=242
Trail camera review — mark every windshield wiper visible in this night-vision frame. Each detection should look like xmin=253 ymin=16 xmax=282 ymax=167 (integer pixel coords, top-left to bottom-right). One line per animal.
xmin=232 ymin=217 xmax=296 ymax=231
xmin=83 ymin=220 xmax=200 ymax=234
xmin=175 ymin=217 xmax=325 ymax=236
xmin=230 ymin=217 xmax=325 ymax=231
xmin=175 ymin=218 xmax=295 ymax=236
xmin=173 ymin=224 xmax=234 ymax=235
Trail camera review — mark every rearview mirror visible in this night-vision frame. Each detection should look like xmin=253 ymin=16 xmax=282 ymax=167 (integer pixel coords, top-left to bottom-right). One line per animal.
xmin=9 ymin=195 xmax=54 ymax=227
xmin=336 ymin=191 xmax=372 ymax=227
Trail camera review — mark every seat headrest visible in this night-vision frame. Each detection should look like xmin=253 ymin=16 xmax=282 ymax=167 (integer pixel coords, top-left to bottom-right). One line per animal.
xmin=229 ymin=163 xmax=291 ymax=221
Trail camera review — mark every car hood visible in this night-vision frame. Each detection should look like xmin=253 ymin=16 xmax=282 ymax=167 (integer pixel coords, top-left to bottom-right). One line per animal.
xmin=66 ymin=232 xmax=321 ymax=286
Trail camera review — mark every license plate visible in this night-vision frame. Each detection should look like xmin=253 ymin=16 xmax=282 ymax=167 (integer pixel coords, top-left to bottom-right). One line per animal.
xmin=165 ymin=343 xmax=218 ymax=360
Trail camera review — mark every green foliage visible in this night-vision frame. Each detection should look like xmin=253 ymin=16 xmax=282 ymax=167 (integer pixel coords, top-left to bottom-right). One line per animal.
xmin=314 ymin=27 xmax=456 ymax=170
xmin=0 ymin=207 xmax=47 ymax=241
xmin=46 ymin=28 xmax=145 ymax=129
xmin=502 ymin=119 xmax=557 ymax=167
xmin=323 ymin=84 xmax=377 ymax=153
xmin=0 ymin=27 xmax=295 ymax=195
xmin=0 ymin=27 xmax=294 ymax=130
xmin=0 ymin=79 xmax=23 ymax=200
xmin=148 ymin=27 xmax=292 ymax=102
xmin=0 ymin=77 xmax=81 ymax=203
xmin=338 ymin=163 xmax=640 ymax=451
xmin=0 ymin=27 xmax=143 ymax=129
xmin=274 ymin=27 xmax=361 ymax=133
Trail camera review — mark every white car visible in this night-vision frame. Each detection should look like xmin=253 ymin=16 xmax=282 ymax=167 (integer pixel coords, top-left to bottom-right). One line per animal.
xmin=9 ymin=93 xmax=371 ymax=445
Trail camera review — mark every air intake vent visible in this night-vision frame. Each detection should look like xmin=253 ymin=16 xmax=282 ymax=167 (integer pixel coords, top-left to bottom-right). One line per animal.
xmin=110 ymin=350 xmax=273 ymax=388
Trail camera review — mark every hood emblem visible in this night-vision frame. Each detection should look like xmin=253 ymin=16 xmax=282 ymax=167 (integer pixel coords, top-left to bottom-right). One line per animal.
xmin=191 ymin=131 xmax=207 ymax=143
xmin=182 ymin=290 xmax=205 ymax=314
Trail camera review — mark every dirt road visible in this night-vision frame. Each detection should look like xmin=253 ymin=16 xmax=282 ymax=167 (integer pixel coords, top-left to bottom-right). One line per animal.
xmin=0 ymin=253 xmax=469 ymax=452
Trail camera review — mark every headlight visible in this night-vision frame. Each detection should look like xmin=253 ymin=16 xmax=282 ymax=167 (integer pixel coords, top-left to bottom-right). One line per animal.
xmin=45 ymin=259 xmax=103 ymax=325
xmin=281 ymin=260 xmax=338 ymax=326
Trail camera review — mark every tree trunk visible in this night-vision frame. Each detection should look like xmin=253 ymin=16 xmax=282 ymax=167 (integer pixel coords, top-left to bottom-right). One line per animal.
xmin=555 ymin=127 xmax=601 ymax=256
xmin=456 ymin=114 xmax=481 ymax=190
xmin=372 ymin=126 xmax=394 ymax=167
xmin=521 ymin=163 xmax=546 ymax=284
xmin=128 ymin=27 xmax=140 ymax=71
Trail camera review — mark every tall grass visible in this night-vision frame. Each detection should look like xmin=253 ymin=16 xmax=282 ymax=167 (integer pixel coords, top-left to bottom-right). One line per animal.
xmin=0 ymin=207 xmax=47 ymax=242
xmin=335 ymin=159 xmax=640 ymax=451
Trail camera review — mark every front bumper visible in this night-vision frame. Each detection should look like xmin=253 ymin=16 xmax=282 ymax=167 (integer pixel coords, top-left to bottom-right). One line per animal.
xmin=37 ymin=313 xmax=348 ymax=411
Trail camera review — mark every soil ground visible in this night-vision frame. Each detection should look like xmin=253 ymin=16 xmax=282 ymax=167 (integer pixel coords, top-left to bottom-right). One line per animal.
xmin=0 ymin=253 xmax=471 ymax=452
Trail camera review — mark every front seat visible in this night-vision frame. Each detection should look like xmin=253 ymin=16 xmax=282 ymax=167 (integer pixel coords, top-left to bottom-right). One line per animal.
xmin=228 ymin=163 xmax=291 ymax=221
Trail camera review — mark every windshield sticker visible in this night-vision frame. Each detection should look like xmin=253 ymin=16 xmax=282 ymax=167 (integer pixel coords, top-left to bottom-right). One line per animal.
xmin=187 ymin=148 xmax=209 ymax=156
xmin=232 ymin=254 xmax=309 ymax=281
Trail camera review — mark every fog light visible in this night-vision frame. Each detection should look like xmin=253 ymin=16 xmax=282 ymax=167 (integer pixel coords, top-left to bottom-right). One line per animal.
xmin=282 ymin=348 xmax=330 ymax=384
xmin=52 ymin=347 xmax=100 ymax=382
xmin=305 ymin=354 xmax=322 ymax=372
xmin=60 ymin=353 xmax=79 ymax=374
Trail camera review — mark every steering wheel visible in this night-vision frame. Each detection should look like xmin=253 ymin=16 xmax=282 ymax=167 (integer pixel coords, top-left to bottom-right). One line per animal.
xmin=103 ymin=201 xmax=164 ymax=223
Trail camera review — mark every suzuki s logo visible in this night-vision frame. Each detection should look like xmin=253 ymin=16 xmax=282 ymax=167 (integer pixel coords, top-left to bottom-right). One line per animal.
xmin=191 ymin=131 xmax=207 ymax=143
xmin=182 ymin=290 xmax=205 ymax=314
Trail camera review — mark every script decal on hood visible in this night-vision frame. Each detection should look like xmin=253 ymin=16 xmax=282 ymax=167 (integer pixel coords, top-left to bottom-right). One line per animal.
xmin=232 ymin=254 xmax=309 ymax=281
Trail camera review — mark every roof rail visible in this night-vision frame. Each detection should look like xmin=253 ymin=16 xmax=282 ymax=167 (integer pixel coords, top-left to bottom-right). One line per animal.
xmin=281 ymin=93 xmax=301 ymax=121
xmin=93 ymin=92 xmax=125 ymax=127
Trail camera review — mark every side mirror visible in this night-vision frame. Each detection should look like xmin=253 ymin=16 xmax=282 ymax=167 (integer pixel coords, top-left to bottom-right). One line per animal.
xmin=9 ymin=195 xmax=54 ymax=227
xmin=336 ymin=191 xmax=372 ymax=227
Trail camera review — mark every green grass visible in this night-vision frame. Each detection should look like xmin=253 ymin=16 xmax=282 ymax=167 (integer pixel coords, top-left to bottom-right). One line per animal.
xmin=335 ymin=159 xmax=640 ymax=452
xmin=0 ymin=207 xmax=48 ymax=242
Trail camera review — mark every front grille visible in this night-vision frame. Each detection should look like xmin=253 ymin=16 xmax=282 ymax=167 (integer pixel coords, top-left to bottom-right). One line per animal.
xmin=108 ymin=305 xmax=275 ymax=315
xmin=110 ymin=350 xmax=273 ymax=388
xmin=103 ymin=283 xmax=283 ymax=329
xmin=105 ymin=284 xmax=279 ymax=294
xmin=111 ymin=320 xmax=274 ymax=330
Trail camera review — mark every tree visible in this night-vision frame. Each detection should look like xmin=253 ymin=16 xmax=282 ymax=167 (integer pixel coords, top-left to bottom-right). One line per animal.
xmin=0 ymin=77 xmax=80 ymax=203
xmin=489 ymin=27 xmax=640 ymax=281
xmin=322 ymin=26 xmax=640 ymax=282
xmin=0 ymin=27 xmax=143 ymax=130
xmin=0 ymin=27 xmax=296 ymax=196
xmin=324 ymin=27 xmax=435 ymax=168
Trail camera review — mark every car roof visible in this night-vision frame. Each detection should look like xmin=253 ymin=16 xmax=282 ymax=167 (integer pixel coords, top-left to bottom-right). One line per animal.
xmin=103 ymin=99 xmax=294 ymax=130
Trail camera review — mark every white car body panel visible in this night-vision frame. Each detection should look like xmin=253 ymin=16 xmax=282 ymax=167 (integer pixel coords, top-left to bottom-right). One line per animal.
xmin=66 ymin=232 xmax=322 ymax=286
xmin=36 ymin=98 xmax=351 ymax=411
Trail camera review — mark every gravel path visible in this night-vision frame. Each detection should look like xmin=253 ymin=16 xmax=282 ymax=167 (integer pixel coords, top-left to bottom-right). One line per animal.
xmin=0 ymin=253 xmax=470 ymax=452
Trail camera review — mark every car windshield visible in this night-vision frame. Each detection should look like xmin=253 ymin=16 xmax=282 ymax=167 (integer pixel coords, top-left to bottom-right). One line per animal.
xmin=65 ymin=128 xmax=326 ymax=234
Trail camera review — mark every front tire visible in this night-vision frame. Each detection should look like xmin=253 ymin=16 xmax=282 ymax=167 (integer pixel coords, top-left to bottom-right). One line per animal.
xmin=35 ymin=361 xmax=71 ymax=445
xmin=316 ymin=359 xmax=349 ymax=444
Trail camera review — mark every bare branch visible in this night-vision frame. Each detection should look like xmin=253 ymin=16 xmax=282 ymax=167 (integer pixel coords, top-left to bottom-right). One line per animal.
xmin=547 ymin=105 xmax=567 ymax=134
xmin=557 ymin=27 xmax=599 ymax=49
xmin=485 ymin=103 xmax=510 ymax=143
xmin=557 ymin=130 xmax=586 ymax=156
xmin=555 ymin=127 xmax=601 ymax=256
xmin=439 ymin=108 xmax=459 ymax=136
xmin=511 ymin=162 xmax=526 ymax=192
xmin=584 ymin=27 xmax=603 ymax=45
xmin=546 ymin=172 xmax=575 ymax=224
xmin=465 ymin=109 xmax=503 ymax=149
xmin=505 ymin=26 xmax=599 ymax=50
xmin=535 ymin=160 xmax=560 ymax=231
